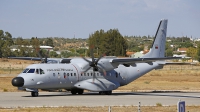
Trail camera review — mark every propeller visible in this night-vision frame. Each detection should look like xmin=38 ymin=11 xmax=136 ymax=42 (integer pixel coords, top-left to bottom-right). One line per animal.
xmin=36 ymin=48 xmax=49 ymax=63
xmin=82 ymin=47 xmax=106 ymax=82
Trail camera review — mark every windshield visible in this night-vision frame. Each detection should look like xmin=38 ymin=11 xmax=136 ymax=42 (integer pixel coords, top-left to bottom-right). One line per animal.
xmin=27 ymin=69 xmax=35 ymax=73
xmin=22 ymin=68 xmax=35 ymax=73
xmin=22 ymin=68 xmax=45 ymax=74
xmin=23 ymin=68 xmax=29 ymax=73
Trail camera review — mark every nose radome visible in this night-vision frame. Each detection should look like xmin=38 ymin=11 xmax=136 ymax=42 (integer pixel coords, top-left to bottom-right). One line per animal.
xmin=12 ymin=77 xmax=24 ymax=87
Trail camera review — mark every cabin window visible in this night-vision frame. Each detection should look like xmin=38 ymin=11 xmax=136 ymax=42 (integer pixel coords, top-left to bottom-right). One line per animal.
xmin=81 ymin=73 xmax=83 ymax=76
xmin=87 ymin=73 xmax=89 ymax=76
xmin=36 ymin=69 xmax=39 ymax=74
xmin=27 ymin=69 xmax=35 ymax=73
xmin=64 ymin=73 xmax=66 ymax=78
xmin=58 ymin=73 xmax=60 ymax=79
xmin=84 ymin=73 xmax=86 ymax=76
xmin=71 ymin=73 xmax=73 ymax=76
xmin=67 ymin=73 xmax=69 ymax=76
xmin=91 ymin=73 xmax=93 ymax=76
xmin=74 ymin=73 xmax=76 ymax=76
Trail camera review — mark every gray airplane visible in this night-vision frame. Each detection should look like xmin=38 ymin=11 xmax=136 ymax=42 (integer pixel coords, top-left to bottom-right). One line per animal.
xmin=11 ymin=19 xmax=180 ymax=97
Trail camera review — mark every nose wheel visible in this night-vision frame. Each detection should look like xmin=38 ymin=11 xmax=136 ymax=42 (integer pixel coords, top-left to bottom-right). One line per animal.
xmin=31 ymin=92 xmax=39 ymax=97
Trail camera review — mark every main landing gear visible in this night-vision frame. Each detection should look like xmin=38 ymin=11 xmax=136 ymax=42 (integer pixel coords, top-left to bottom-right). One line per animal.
xmin=31 ymin=91 xmax=39 ymax=97
xmin=99 ymin=91 xmax=112 ymax=95
xmin=71 ymin=89 xmax=84 ymax=95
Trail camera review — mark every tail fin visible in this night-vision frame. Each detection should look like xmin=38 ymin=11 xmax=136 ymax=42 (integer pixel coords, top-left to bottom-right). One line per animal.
xmin=142 ymin=19 xmax=168 ymax=58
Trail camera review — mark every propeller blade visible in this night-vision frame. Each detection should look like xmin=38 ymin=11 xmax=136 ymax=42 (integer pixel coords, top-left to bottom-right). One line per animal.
xmin=90 ymin=48 xmax=94 ymax=63
xmin=36 ymin=48 xmax=49 ymax=63
xmin=92 ymin=70 xmax=95 ymax=83
xmin=82 ymin=66 xmax=92 ymax=74
xmin=38 ymin=50 xmax=45 ymax=63
xmin=82 ymin=57 xmax=92 ymax=63
xmin=44 ymin=50 xmax=49 ymax=63
xmin=95 ymin=54 xmax=103 ymax=64
xmin=81 ymin=46 xmax=106 ymax=79
xmin=97 ymin=65 xmax=106 ymax=76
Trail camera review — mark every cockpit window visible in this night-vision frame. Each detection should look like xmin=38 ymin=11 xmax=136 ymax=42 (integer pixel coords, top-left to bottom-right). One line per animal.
xmin=23 ymin=68 xmax=29 ymax=73
xmin=40 ymin=69 xmax=45 ymax=74
xmin=36 ymin=69 xmax=39 ymax=74
xmin=27 ymin=69 xmax=35 ymax=73
xmin=47 ymin=60 xmax=58 ymax=64
xmin=35 ymin=69 xmax=45 ymax=74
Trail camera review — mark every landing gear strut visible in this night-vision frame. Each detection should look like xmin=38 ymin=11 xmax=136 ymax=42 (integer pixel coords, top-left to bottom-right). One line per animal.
xmin=31 ymin=92 xmax=39 ymax=97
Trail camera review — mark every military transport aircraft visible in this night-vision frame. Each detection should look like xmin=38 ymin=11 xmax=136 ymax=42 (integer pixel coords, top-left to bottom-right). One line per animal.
xmin=11 ymin=19 xmax=180 ymax=97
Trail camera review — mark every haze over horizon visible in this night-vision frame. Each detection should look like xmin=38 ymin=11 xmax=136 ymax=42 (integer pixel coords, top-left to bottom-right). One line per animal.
xmin=1 ymin=0 xmax=200 ymax=39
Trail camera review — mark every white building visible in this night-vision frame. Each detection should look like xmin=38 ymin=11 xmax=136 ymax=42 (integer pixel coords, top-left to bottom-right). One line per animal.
xmin=10 ymin=45 xmax=53 ymax=52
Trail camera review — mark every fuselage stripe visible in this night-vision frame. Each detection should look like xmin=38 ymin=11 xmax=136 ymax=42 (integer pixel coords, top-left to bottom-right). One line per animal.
xmin=71 ymin=64 xmax=79 ymax=81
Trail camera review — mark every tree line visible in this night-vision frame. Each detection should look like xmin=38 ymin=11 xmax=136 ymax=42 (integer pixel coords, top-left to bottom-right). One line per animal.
xmin=0 ymin=30 xmax=55 ymax=58
xmin=1 ymin=29 xmax=200 ymax=62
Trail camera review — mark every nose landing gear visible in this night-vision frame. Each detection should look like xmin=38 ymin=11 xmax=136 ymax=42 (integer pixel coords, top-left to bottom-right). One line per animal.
xmin=31 ymin=92 xmax=39 ymax=97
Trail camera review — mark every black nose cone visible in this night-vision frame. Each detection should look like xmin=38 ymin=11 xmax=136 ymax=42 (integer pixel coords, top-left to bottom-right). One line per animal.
xmin=12 ymin=77 xmax=24 ymax=87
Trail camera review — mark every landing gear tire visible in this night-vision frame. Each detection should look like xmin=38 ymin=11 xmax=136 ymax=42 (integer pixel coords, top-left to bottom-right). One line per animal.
xmin=77 ymin=89 xmax=84 ymax=95
xmin=99 ymin=91 xmax=112 ymax=95
xmin=99 ymin=91 xmax=104 ymax=95
xmin=71 ymin=90 xmax=77 ymax=95
xmin=71 ymin=89 xmax=84 ymax=95
xmin=31 ymin=92 xmax=39 ymax=97
xmin=105 ymin=91 xmax=112 ymax=95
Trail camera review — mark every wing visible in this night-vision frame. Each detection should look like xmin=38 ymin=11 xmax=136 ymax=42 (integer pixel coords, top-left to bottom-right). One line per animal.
xmin=110 ymin=57 xmax=182 ymax=64
xmin=8 ymin=57 xmax=41 ymax=61
xmin=8 ymin=57 xmax=72 ymax=63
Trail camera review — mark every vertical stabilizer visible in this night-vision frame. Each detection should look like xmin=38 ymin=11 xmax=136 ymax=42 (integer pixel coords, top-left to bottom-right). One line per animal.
xmin=142 ymin=19 xmax=168 ymax=58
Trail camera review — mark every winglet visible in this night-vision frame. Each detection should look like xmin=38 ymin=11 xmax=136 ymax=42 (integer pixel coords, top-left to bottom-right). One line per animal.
xmin=142 ymin=19 xmax=168 ymax=58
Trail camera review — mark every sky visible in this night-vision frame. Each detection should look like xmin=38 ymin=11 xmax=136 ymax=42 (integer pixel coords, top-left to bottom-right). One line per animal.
xmin=0 ymin=0 xmax=200 ymax=39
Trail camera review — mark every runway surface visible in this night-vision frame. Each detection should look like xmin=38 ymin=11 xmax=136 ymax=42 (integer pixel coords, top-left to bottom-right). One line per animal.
xmin=0 ymin=92 xmax=200 ymax=108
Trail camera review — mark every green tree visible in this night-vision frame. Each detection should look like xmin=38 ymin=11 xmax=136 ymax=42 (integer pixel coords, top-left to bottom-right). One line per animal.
xmin=88 ymin=29 xmax=127 ymax=57
xmin=196 ymin=42 xmax=200 ymax=62
xmin=165 ymin=42 xmax=173 ymax=56
xmin=49 ymin=51 xmax=58 ymax=58
xmin=44 ymin=38 xmax=54 ymax=47
xmin=30 ymin=37 xmax=40 ymax=57
xmin=187 ymin=47 xmax=197 ymax=62
xmin=0 ymin=30 xmax=14 ymax=58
